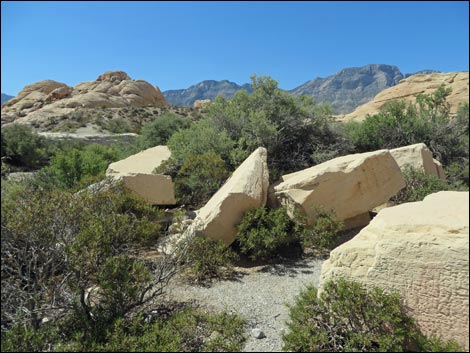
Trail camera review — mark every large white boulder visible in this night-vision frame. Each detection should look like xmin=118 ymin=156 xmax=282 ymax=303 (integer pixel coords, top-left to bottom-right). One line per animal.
xmin=106 ymin=145 xmax=176 ymax=205
xmin=390 ymin=143 xmax=446 ymax=181
xmin=272 ymin=150 xmax=405 ymax=229
xmin=191 ymin=147 xmax=269 ymax=246
xmin=319 ymin=191 xmax=469 ymax=349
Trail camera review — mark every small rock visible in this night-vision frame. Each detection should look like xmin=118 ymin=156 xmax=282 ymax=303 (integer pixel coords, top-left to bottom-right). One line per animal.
xmin=251 ymin=328 xmax=266 ymax=339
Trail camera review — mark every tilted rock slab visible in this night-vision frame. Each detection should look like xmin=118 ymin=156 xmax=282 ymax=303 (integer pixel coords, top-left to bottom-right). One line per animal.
xmin=192 ymin=147 xmax=269 ymax=246
xmin=390 ymin=143 xmax=446 ymax=181
xmin=273 ymin=150 xmax=405 ymax=229
xmin=106 ymin=145 xmax=176 ymax=205
xmin=319 ymin=191 xmax=469 ymax=349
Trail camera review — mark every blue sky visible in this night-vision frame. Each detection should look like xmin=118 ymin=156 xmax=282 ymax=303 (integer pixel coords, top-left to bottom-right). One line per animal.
xmin=1 ymin=1 xmax=469 ymax=95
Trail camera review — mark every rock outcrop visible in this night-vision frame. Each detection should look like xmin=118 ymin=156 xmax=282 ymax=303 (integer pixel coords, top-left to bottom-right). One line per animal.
xmin=191 ymin=147 xmax=269 ymax=246
xmin=342 ymin=71 xmax=469 ymax=121
xmin=106 ymin=145 xmax=176 ymax=205
xmin=390 ymin=143 xmax=446 ymax=180
xmin=1 ymin=71 xmax=169 ymax=126
xmin=193 ymin=99 xmax=211 ymax=109
xmin=319 ymin=191 xmax=469 ymax=349
xmin=272 ymin=150 xmax=406 ymax=229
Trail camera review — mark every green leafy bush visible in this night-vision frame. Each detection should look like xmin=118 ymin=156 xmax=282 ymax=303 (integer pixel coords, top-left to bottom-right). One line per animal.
xmin=301 ymin=207 xmax=344 ymax=255
xmin=391 ymin=166 xmax=449 ymax=204
xmin=44 ymin=144 xmax=119 ymax=190
xmin=236 ymin=207 xmax=302 ymax=261
xmin=208 ymin=76 xmax=343 ymax=178
xmin=282 ymin=278 xmax=462 ymax=352
xmin=344 ymin=87 xmax=469 ymax=168
xmin=167 ymin=118 xmax=235 ymax=166
xmin=1 ymin=124 xmax=50 ymax=169
xmin=175 ymin=152 xmax=229 ymax=208
xmin=179 ymin=236 xmax=239 ymax=284
xmin=2 ymin=306 xmax=246 ymax=352
xmin=138 ymin=112 xmax=191 ymax=149
xmin=1 ymin=184 xmax=165 ymax=334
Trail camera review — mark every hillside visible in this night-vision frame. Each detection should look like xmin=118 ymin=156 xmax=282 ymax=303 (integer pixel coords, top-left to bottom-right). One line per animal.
xmin=163 ymin=80 xmax=253 ymax=106
xmin=1 ymin=93 xmax=13 ymax=106
xmin=1 ymin=71 xmax=169 ymax=130
xmin=341 ymin=71 xmax=469 ymax=121
xmin=290 ymin=64 xmax=404 ymax=114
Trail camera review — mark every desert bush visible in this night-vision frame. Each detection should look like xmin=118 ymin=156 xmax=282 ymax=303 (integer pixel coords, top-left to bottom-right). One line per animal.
xmin=282 ymin=278 xmax=463 ymax=352
xmin=236 ymin=207 xmax=302 ymax=261
xmin=138 ymin=112 xmax=191 ymax=149
xmin=179 ymin=236 xmax=239 ymax=284
xmin=391 ymin=166 xmax=449 ymax=204
xmin=344 ymin=86 xmax=469 ymax=168
xmin=1 ymin=184 xmax=169 ymax=336
xmin=43 ymin=144 xmax=119 ymax=190
xmin=301 ymin=207 xmax=344 ymax=255
xmin=1 ymin=124 xmax=50 ymax=169
xmin=174 ymin=152 xmax=229 ymax=208
xmin=2 ymin=306 xmax=246 ymax=352
xmin=208 ymin=75 xmax=343 ymax=178
xmin=167 ymin=118 xmax=235 ymax=166
xmin=104 ymin=117 xmax=133 ymax=133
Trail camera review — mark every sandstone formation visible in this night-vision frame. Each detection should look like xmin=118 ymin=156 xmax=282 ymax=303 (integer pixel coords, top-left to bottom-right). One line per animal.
xmin=272 ymin=150 xmax=406 ymax=229
xmin=390 ymin=143 xmax=446 ymax=181
xmin=106 ymin=145 xmax=176 ymax=205
xmin=319 ymin=191 xmax=469 ymax=349
xmin=1 ymin=71 xmax=169 ymax=127
xmin=193 ymin=99 xmax=211 ymax=109
xmin=342 ymin=71 xmax=469 ymax=121
xmin=191 ymin=147 xmax=269 ymax=246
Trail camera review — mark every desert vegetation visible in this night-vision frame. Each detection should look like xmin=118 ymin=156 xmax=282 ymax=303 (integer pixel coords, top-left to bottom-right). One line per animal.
xmin=1 ymin=76 xmax=468 ymax=351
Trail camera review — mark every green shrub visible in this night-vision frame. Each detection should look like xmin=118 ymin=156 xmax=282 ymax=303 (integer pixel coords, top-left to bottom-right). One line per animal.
xmin=2 ymin=306 xmax=246 ymax=352
xmin=179 ymin=236 xmax=239 ymax=284
xmin=301 ymin=207 xmax=344 ymax=255
xmin=44 ymin=144 xmax=119 ymax=190
xmin=104 ymin=117 xmax=133 ymax=133
xmin=1 ymin=185 xmax=165 ymax=333
xmin=236 ymin=207 xmax=302 ymax=261
xmin=1 ymin=124 xmax=50 ymax=169
xmin=138 ymin=112 xmax=191 ymax=149
xmin=391 ymin=166 xmax=449 ymax=204
xmin=282 ymin=278 xmax=462 ymax=352
xmin=167 ymin=118 xmax=235 ymax=166
xmin=208 ymin=76 xmax=342 ymax=178
xmin=175 ymin=152 xmax=229 ymax=208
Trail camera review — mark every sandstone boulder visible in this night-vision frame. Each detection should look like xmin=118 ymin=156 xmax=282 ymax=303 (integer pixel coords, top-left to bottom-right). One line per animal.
xmin=193 ymin=99 xmax=211 ymax=109
xmin=272 ymin=150 xmax=405 ymax=229
xmin=390 ymin=143 xmax=446 ymax=181
xmin=106 ymin=145 xmax=175 ymax=205
xmin=1 ymin=71 xmax=169 ymax=127
xmin=191 ymin=147 xmax=269 ymax=246
xmin=319 ymin=191 xmax=469 ymax=349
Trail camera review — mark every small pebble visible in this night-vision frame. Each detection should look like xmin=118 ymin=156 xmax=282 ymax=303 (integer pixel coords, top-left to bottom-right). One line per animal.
xmin=251 ymin=328 xmax=266 ymax=339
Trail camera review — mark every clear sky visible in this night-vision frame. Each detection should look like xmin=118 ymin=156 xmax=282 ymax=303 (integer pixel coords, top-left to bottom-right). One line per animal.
xmin=1 ymin=1 xmax=469 ymax=95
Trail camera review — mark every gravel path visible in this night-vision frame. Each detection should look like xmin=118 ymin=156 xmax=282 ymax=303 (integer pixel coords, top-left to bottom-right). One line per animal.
xmin=163 ymin=257 xmax=325 ymax=352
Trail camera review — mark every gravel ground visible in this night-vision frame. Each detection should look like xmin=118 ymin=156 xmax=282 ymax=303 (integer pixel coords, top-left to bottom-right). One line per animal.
xmin=163 ymin=257 xmax=326 ymax=352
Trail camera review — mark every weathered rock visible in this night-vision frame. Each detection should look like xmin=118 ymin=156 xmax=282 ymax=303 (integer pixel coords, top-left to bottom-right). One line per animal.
xmin=251 ymin=328 xmax=266 ymax=339
xmin=193 ymin=99 xmax=211 ymax=109
xmin=1 ymin=71 xmax=169 ymax=127
xmin=106 ymin=145 xmax=176 ymax=205
xmin=273 ymin=150 xmax=405 ymax=228
xmin=390 ymin=143 xmax=446 ymax=180
xmin=191 ymin=147 xmax=269 ymax=246
xmin=319 ymin=191 xmax=469 ymax=349
xmin=342 ymin=71 xmax=469 ymax=121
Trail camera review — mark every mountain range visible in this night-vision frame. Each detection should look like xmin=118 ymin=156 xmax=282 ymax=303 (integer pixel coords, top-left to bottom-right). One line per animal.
xmin=159 ymin=65 xmax=442 ymax=114
xmin=0 ymin=65 xmax=446 ymax=115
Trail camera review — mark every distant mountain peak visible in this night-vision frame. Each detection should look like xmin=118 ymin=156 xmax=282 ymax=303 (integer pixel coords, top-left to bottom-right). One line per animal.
xmin=290 ymin=64 xmax=404 ymax=114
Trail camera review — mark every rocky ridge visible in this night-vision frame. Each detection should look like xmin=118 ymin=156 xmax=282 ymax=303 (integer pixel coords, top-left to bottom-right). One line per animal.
xmin=1 ymin=71 xmax=169 ymax=128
